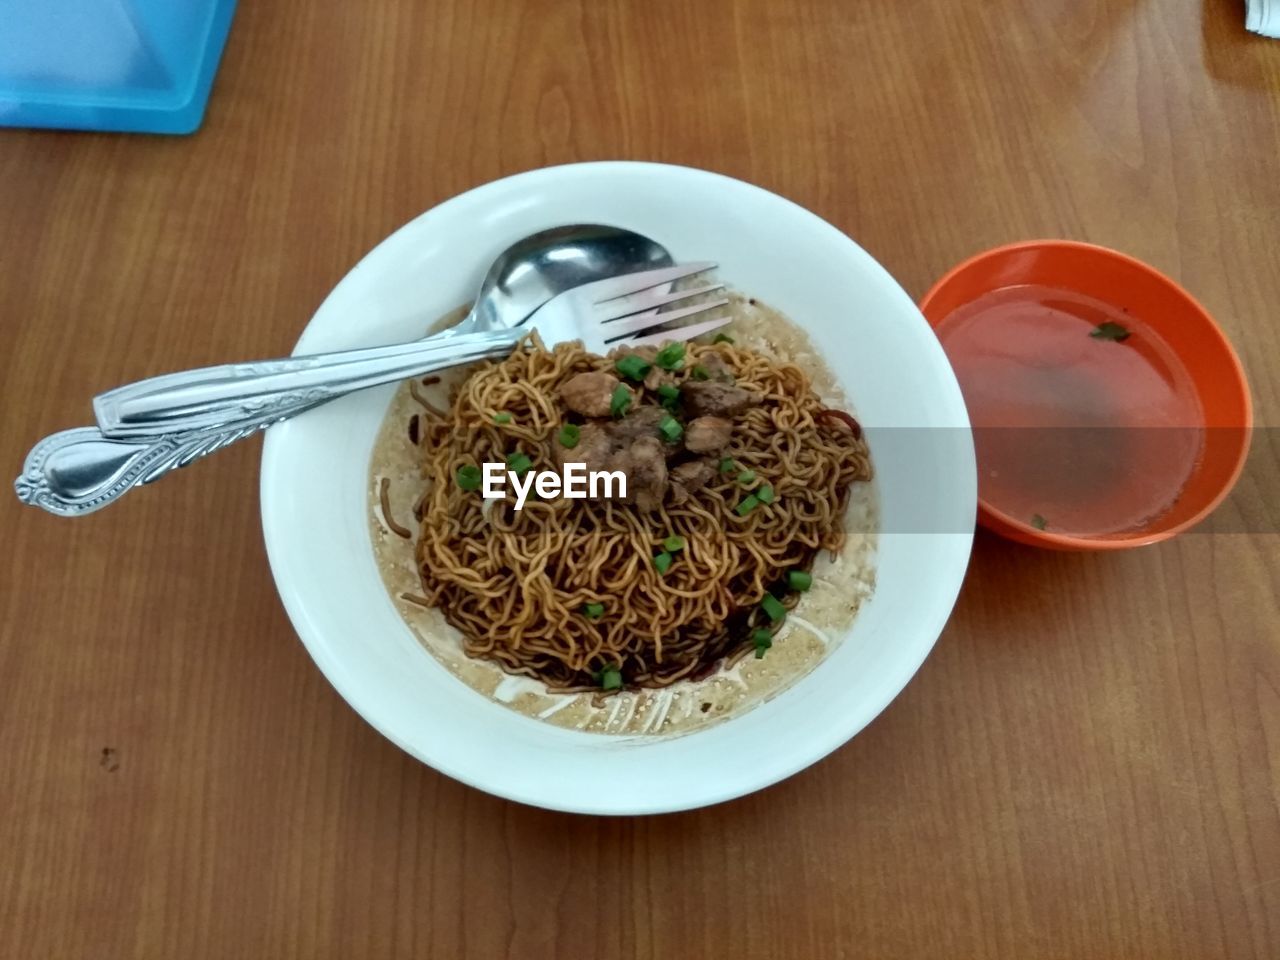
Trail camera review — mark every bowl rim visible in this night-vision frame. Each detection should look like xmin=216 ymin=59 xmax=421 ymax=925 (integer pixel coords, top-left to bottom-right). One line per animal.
xmin=259 ymin=160 xmax=977 ymax=812
xmin=918 ymin=238 xmax=1253 ymax=551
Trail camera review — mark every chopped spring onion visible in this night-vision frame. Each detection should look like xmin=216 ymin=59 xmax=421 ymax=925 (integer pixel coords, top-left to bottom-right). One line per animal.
xmin=757 ymin=484 xmax=775 ymax=504
xmin=752 ymin=628 xmax=774 ymax=658
xmin=558 ymin=423 xmax=581 ymax=448
xmin=719 ymin=457 xmax=735 ymax=473
xmin=455 ymin=465 xmax=482 ymax=491
xmin=655 ymin=341 xmax=685 ymax=371
xmin=658 ymin=415 xmax=683 ymax=443
xmin=610 ymin=383 xmax=632 ymax=418
xmin=597 ymin=663 xmax=623 ymax=690
xmin=691 ymin=364 xmax=710 ymax=381
xmin=1031 ymin=513 xmax=1048 ymax=530
xmin=653 ymin=551 xmax=674 ymax=575
xmin=713 ymin=333 xmax=735 ymax=344
xmin=1090 ymin=321 xmax=1130 ymax=342
xmin=615 ymin=354 xmax=652 ymax=381
xmin=583 ymin=602 xmax=604 ymax=619
xmin=760 ymin=593 xmax=786 ymax=623
xmin=735 ymin=494 xmax=760 ymax=517
xmin=506 ymin=452 xmax=532 ymax=476
xmin=663 ymin=535 xmax=686 ymax=553
xmin=787 ymin=570 xmax=813 ymax=592
xmin=737 ymin=469 xmax=756 ymax=485
xmin=492 ymin=412 xmax=512 ymax=424
xmin=657 ymin=384 xmax=680 ymax=409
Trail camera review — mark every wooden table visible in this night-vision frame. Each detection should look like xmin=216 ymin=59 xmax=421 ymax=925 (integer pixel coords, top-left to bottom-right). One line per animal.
xmin=2 ymin=2 xmax=1277 ymax=957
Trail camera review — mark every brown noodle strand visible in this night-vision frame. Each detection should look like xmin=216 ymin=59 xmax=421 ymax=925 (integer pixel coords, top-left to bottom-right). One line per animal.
xmin=379 ymin=477 xmax=412 ymax=539
xmin=413 ymin=337 xmax=871 ymax=689
xmin=409 ymin=380 xmax=448 ymax=417
xmin=412 ymin=485 xmax=432 ymax=522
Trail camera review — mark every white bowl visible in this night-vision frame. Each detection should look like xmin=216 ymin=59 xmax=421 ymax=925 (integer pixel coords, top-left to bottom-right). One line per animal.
xmin=261 ymin=162 xmax=975 ymax=814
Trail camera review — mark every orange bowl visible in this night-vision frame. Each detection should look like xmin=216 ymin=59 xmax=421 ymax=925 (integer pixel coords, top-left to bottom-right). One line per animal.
xmin=919 ymin=240 xmax=1251 ymax=550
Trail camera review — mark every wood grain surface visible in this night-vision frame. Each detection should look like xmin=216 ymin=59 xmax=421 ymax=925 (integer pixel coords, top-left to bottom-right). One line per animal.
xmin=2 ymin=1 xmax=1278 ymax=957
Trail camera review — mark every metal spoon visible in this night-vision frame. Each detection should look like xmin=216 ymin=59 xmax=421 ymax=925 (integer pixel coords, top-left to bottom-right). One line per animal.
xmin=458 ymin=224 xmax=672 ymax=338
xmin=96 ymin=224 xmax=672 ymax=436
xmin=15 ymin=225 xmax=672 ymax=517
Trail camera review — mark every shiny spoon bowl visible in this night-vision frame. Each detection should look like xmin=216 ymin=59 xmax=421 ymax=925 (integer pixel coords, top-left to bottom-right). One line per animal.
xmin=460 ymin=223 xmax=672 ymax=335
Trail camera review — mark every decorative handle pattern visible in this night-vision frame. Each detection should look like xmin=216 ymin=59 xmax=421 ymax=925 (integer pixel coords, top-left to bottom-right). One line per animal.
xmin=14 ymin=419 xmax=282 ymax=517
xmin=17 ymin=323 xmax=523 ymax=517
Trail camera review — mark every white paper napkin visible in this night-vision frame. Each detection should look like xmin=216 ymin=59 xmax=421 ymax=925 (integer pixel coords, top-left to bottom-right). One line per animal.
xmin=1247 ymin=0 xmax=1280 ymax=37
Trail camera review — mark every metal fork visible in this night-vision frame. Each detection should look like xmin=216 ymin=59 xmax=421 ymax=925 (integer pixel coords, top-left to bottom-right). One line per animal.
xmin=15 ymin=263 xmax=728 ymax=517
xmin=94 ymin=262 xmax=727 ymax=438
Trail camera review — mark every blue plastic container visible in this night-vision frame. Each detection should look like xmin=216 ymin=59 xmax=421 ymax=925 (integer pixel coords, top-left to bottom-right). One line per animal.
xmin=0 ymin=0 xmax=238 ymax=134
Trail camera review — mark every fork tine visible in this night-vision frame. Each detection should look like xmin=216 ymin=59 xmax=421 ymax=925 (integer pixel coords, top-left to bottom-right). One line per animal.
xmin=625 ymin=315 xmax=733 ymax=348
xmin=611 ymin=304 xmax=732 ymax=347
xmin=602 ymin=298 xmax=730 ymax=340
xmin=600 ymin=283 xmax=726 ymax=322
xmin=582 ymin=262 xmax=717 ymax=304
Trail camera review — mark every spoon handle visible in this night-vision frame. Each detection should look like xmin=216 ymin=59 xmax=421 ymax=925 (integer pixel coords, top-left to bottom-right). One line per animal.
xmin=94 ymin=327 xmax=520 ymax=438
xmin=14 ymin=422 xmax=275 ymax=517
xmin=15 ymin=326 xmax=524 ymax=516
